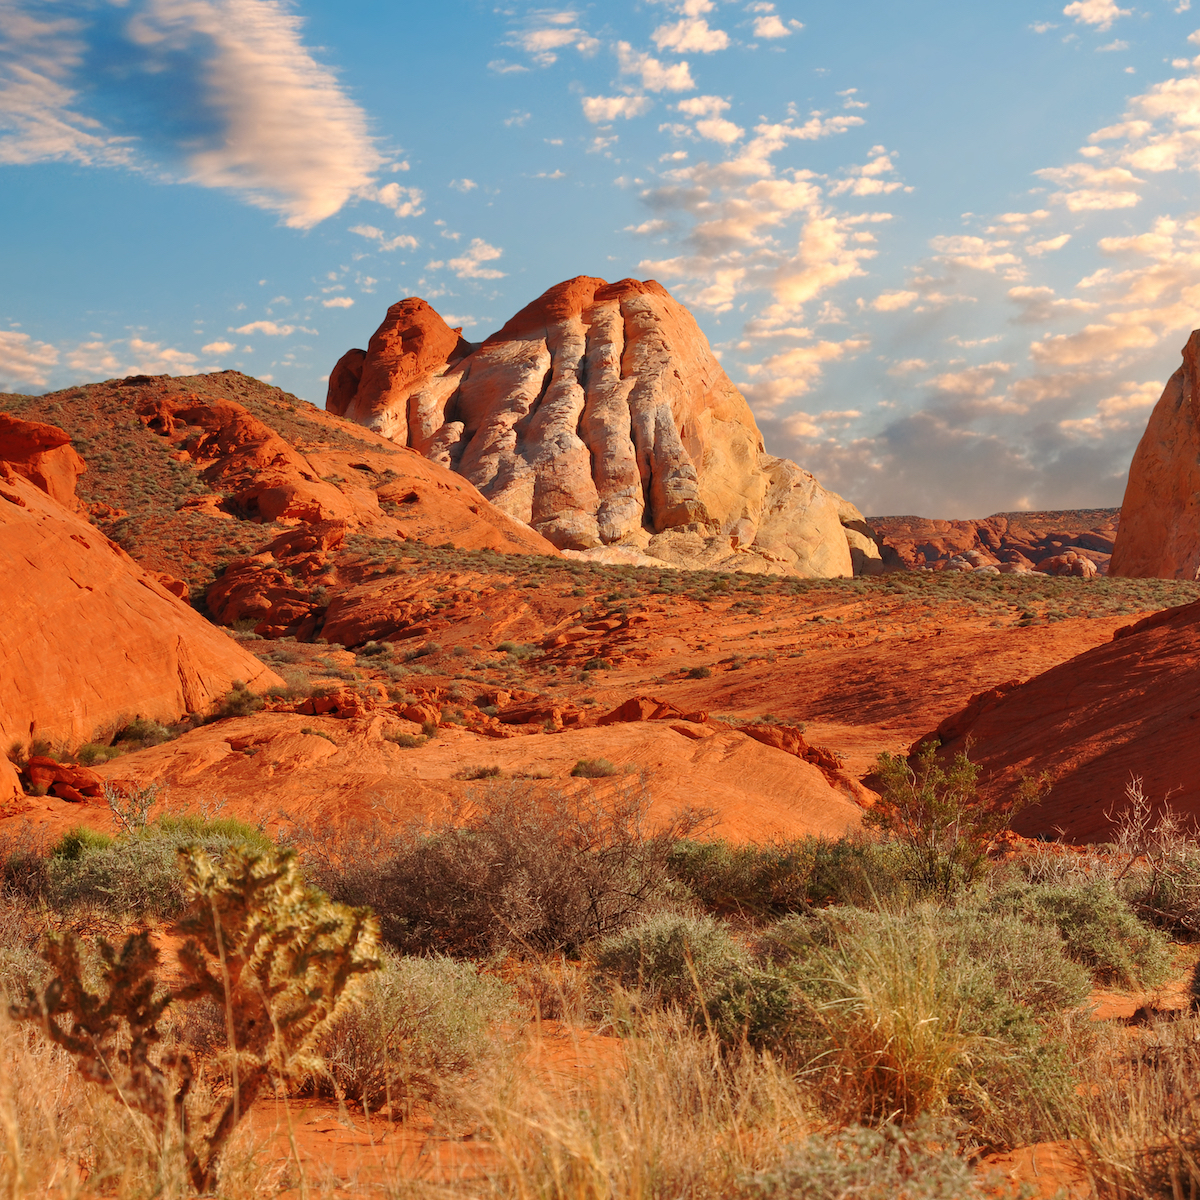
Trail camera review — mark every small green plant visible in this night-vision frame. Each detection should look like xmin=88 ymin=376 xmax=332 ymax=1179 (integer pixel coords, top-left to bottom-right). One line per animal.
xmin=867 ymin=743 xmax=1039 ymax=896
xmin=385 ymin=730 xmax=427 ymax=749
xmin=582 ymin=657 xmax=613 ymax=671
xmin=211 ymin=681 xmax=264 ymax=720
xmin=50 ymin=826 xmax=114 ymax=861
xmin=75 ymin=742 xmax=122 ymax=766
xmin=105 ymin=779 xmax=162 ymax=834
xmin=686 ymin=665 xmax=712 ymax=679
xmin=572 ymin=758 xmax=618 ymax=778
xmin=300 ymin=726 xmax=336 ymax=743
xmin=114 ymin=717 xmax=175 ymax=749
xmin=420 ymin=719 xmax=439 ymax=738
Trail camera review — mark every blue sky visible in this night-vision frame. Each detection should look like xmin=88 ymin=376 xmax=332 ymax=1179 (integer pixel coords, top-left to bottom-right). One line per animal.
xmin=4 ymin=0 xmax=1200 ymax=517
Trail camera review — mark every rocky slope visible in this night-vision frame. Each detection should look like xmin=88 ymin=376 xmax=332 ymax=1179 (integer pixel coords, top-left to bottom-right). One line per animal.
xmin=0 ymin=413 xmax=282 ymax=804
xmin=914 ymin=598 xmax=1200 ymax=841
xmin=328 ymin=277 xmax=880 ymax=578
xmin=869 ymin=510 xmax=1119 ymax=576
xmin=1110 ymin=330 xmax=1200 ymax=579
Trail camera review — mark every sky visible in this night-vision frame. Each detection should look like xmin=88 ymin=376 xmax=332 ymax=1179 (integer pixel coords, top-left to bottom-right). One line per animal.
xmin=4 ymin=1 xmax=1200 ymax=518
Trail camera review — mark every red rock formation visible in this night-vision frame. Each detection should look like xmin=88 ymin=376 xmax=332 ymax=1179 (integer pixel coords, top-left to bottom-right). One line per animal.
xmin=329 ymin=277 xmax=877 ymax=578
xmin=0 ymin=416 xmax=283 ymax=773
xmin=914 ymin=599 xmax=1200 ymax=841
xmin=1111 ymin=330 xmax=1200 ymax=579
xmin=871 ymin=510 xmax=1119 ymax=574
xmin=0 ymin=412 xmax=86 ymax=510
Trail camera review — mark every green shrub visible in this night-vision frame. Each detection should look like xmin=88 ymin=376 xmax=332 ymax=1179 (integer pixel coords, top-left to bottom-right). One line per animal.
xmin=572 ymin=758 xmax=618 ymax=778
xmin=739 ymin=1118 xmax=989 ymax=1200
xmin=453 ymin=765 xmax=503 ymax=781
xmin=211 ymin=681 xmax=264 ymax=720
xmin=76 ymin=742 xmax=123 ymax=766
xmin=113 ymin=717 xmax=174 ymax=749
xmin=50 ymin=826 xmax=114 ymax=861
xmin=385 ymin=731 xmax=427 ymax=749
xmin=319 ymin=952 xmax=518 ymax=1108
xmin=986 ymin=880 xmax=1171 ymax=988
xmin=687 ymin=666 xmax=712 ymax=679
xmin=593 ymin=913 xmax=746 ymax=1007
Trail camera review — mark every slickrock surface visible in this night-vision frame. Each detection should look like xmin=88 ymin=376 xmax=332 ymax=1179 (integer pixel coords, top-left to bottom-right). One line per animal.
xmin=1111 ymin=329 xmax=1200 ymax=579
xmin=915 ymin=597 xmax=1200 ymax=841
xmin=870 ymin=510 xmax=1119 ymax=574
xmin=0 ymin=412 xmax=87 ymax=510
xmin=329 ymin=277 xmax=878 ymax=578
xmin=0 ymin=415 xmax=282 ymax=780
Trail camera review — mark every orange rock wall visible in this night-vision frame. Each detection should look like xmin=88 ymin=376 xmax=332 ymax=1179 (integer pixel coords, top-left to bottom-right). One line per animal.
xmin=1111 ymin=330 xmax=1200 ymax=579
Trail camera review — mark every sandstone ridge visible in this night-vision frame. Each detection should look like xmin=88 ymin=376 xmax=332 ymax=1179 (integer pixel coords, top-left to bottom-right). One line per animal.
xmin=912 ymin=597 xmax=1200 ymax=841
xmin=329 ymin=276 xmax=880 ymax=578
xmin=0 ymin=413 xmax=283 ymax=805
xmin=1111 ymin=330 xmax=1200 ymax=579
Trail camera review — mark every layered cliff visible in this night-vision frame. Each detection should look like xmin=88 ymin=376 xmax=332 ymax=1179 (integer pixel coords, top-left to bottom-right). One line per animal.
xmin=328 ymin=277 xmax=880 ymax=577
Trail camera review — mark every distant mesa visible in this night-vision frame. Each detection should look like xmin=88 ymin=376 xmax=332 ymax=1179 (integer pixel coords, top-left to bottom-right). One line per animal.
xmin=328 ymin=276 xmax=882 ymax=578
xmin=1110 ymin=329 xmax=1200 ymax=580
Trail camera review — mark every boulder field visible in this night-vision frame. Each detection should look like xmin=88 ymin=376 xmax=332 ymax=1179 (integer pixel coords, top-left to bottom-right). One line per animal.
xmin=915 ymin=598 xmax=1200 ymax=841
xmin=328 ymin=276 xmax=881 ymax=578
xmin=1111 ymin=329 xmax=1200 ymax=579
xmin=0 ymin=414 xmax=282 ymax=803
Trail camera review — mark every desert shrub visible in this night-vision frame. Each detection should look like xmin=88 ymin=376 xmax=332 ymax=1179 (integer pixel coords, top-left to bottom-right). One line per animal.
xmin=594 ymin=913 xmax=746 ymax=1007
xmin=765 ymin=906 xmax=1078 ymax=1143
xmin=453 ymin=764 xmax=503 ymax=781
xmin=868 ymin=743 xmax=1039 ymax=896
xmin=385 ymin=730 xmax=427 ymax=749
xmin=668 ymin=836 xmax=912 ymax=919
xmin=986 ymin=879 xmax=1171 ymax=988
xmin=572 ymin=757 xmax=618 ymax=778
xmin=48 ymin=813 xmax=274 ymax=918
xmin=687 ymin=665 xmax=712 ymax=679
xmin=739 ymin=1117 xmax=989 ymax=1200
xmin=50 ymin=825 xmax=114 ymax=860
xmin=306 ymin=780 xmax=705 ymax=957
xmin=210 ymin=680 xmax=264 ymax=720
xmin=319 ymin=952 xmax=518 ymax=1109
xmin=0 ymin=893 xmax=51 ymax=1001
xmin=75 ymin=742 xmax=122 ymax=766
xmin=113 ymin=717 xmax=174 ymax=748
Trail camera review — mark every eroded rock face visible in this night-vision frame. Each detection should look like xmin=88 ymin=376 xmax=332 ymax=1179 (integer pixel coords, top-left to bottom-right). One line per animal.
xmin=1111 ymin=331 xmax=1200 ymax=579
xmin=0 ymin=412 xmax=86 ymax=510
xmin=329 ymin=276 xmax=877 ymax=577
xmin=0 ymin=415 xmax=283 ymax=758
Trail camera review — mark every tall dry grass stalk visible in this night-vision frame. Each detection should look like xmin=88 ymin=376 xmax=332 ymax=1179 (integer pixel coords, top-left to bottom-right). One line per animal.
xmin=0 ymin=1010 xmax=286 ymax=1199
xmin=1079 ymin=1012 xmax=1200 ymax=1200
xmin=467 ymin=1010 xmax=811 ymax=1200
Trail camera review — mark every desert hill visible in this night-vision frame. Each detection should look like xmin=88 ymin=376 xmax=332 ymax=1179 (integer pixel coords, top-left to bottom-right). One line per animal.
xmin=328 ymin=276 xmax=883 ymax=578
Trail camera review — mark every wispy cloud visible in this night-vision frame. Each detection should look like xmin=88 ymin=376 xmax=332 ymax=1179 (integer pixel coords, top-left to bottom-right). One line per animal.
xmin=0 ymin=0 xmax=383 ymax=227
xmin=0 ymin=329 xmax=59 ymax=388
xmin=427 ymin=238 xmax=506 ymax=280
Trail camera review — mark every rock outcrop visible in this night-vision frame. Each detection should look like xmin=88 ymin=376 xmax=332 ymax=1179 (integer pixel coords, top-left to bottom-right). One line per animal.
xmin=870 ymin=510 xmax=1119 ymax=574
xmin=0 ymin=415 xmax=283 ymax=776
xmin=1111 ymin=330 xmax=1200 ymax=579
xmin=328 ymin=277 xmax=879 ymax=577
xmin=912 ymin=598 xmax=1200 ymax=841
xmin=0 ymin=412 xmax=86 ymax=510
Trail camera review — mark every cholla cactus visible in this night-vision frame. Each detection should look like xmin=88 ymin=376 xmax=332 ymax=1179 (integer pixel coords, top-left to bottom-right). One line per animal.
xmin=13 ymin=845 xmax=379 ymax=1191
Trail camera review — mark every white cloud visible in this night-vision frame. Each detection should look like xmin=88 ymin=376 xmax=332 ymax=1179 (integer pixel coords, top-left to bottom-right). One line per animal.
xmin=871 ymin=290 xmax=919 ymax=311
xmin=372 ymin=183 xmax=425 ymax=218
xmin=508 ymin=15 xmax=600 ymax=65
xmin=233 ymin=320 xmax=298 ymax=336
xmin=739 ymin=338 xmax=867 ymax=411
xmin=435 ymin=238 xmax=506 ymax=280
xmin=0 ymin=330 xmax=59 ymax=387
xmin=582 ymin=95 xmax=655 ymax=122
xmin=349 ymin=224 xmax=419 ymax=252
xmin=1031 ymin=322 xmax=1159 ymax=365
xmin=929 ymin=234 xmax=1022 ymax=272
xmin=200 ymin=340 xmax=236 ymax=355
xmin=626 ymin=218 xmax=671 ymax=234
xmin=0 ymin=0 xmax=383 ymax=227
xmin=652 ymin=18 xmax=731 ymax=53
xmin=676 ymin=95 xmax=729 ymax=117
xmin=1006 ymin=285 xmax=1097 ymax=323
xmin=1062 ymin=0 xmax=1131 ymax=30
xmin=696 ymin=117 xmax=745 ymax=143
xmin=1028 ymin=233 xmax=1071 ymax=255
xmin=928 ymin=361 xmax=1011 ymax=397
xmin=449 ymin=178 xmax=478 ymax=192
xmin=752 ymin=15 xmax=792 ymax=38
xmin=1035 ymin=162 xmax=1143 ymax=210
xmin=322 ymin=297 xmax=354 ymax=308
xmin=617 ymin=43 xmax=696 ymax=91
